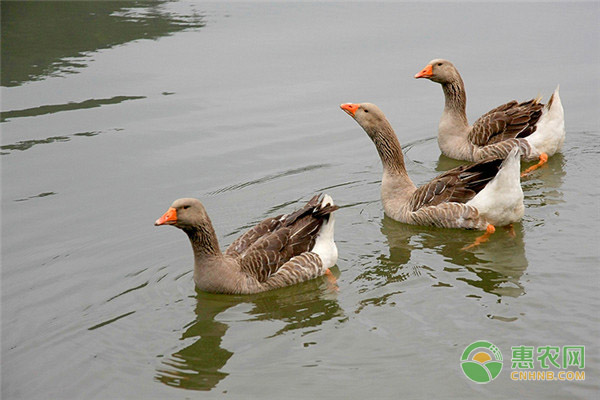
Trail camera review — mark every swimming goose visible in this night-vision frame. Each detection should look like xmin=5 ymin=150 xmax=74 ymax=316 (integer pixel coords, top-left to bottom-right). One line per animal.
xmin=414 ymin=59 xmax=565 ymax=176
xmin=155 ymin=194 xmax=338 ymax=294
xmin=340 ymin=102 xmax=524 ymax=246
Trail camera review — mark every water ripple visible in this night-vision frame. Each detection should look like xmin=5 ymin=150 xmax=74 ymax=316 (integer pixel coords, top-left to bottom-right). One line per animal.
xmin=14 ymin=191 xmax=57 ymax=202
xmin=88 ymin=310 xmax=136 ymax=331
xmin=207 ymin=164 xmax=332 ymax=195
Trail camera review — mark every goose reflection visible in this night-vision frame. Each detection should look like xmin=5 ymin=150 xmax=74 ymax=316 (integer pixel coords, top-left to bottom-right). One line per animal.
xmin=155 ymin=292 xmax=235 ymax=391
xmin=243 ymin=274 xmax=343 ymax=337
xmin=155 ymin=276 xmax=342 ymax=391
xmin=520 ymin=152 xmax=566 ymax=209
xmin=434 ymin=153 xmax=465 ymax=173
xmin=377 ymin=215 xmax=529 ymax=298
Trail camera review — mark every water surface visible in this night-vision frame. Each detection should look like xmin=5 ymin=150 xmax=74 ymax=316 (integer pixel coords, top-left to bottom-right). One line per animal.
xmin=2 ymin=2 xmax=599 ymax=399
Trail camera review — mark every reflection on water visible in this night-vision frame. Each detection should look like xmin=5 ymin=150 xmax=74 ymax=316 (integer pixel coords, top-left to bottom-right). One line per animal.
xmin=0 ymin=128 xmax=123 ymax=155
xmin=1 ymin=1 xmax=205 ymax=87
xmin=434 ymin=153 xmax=467 ymax=172
xmin=1 ymin=135 xmax=70 ymax=154
xmin=155 ymin=278 xmax=342 ymax=391
xmin=1 ymin=95 xmax=145 ymax=122
xmin=245 ymin=275 xmax=343 ymax=337
xmin=455 ymin=223 xmax=528 ymax=298
xmin=372 ymin=215 xmax=529 ymax=299
xmin=521 ymin=152 xmax=566 ymax=209
xmin=1 ymin=0 xmax=596 ymax=397
xmin=155 ymin=293 xmax=235 ymax=391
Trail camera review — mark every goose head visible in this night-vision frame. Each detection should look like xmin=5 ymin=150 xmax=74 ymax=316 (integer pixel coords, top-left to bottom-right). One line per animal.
xmin=155 ymin=198 xmax=210 ymax=229
xmin=340 ymin=102 xmax=391 ymax=140
xmin=414 ymin=59 xmax=460 ymax=84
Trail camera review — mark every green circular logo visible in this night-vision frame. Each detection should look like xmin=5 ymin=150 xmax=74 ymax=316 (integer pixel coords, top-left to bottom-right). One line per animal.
xmin=461 ymin=340 xmax=503 ymax=384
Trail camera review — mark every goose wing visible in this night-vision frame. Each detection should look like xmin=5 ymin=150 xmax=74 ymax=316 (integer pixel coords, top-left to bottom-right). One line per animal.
xmin=225 ymin=216 xmax=284 ymax=257
xmin=409 ymin=157 xmax=504 ymax=211
xmin=469 ymin=99 xmax=543 ymax=146
xmin=227 ymin=195 xmax=336 ymax=282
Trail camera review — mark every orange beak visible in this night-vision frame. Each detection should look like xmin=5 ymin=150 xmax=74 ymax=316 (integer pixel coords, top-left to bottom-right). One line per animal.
xmin=155 ymin=207 xmax=177 ymax=226
xmin=340 ymin=103 xmax=359 ymax=116
xmin=414 ymin=64 xmax=433 ymax=79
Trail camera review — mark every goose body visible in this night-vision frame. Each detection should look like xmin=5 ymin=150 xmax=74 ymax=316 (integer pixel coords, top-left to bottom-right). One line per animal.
xmin=340 ymin=102 xmax=524 ymax=230
xmin=155 ymin=194 xmax=338 ymax=294
xmin=414 ymin=59 xmax=565 ymax=166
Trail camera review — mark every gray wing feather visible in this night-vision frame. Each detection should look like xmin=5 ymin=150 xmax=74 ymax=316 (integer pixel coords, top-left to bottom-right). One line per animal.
xmin=225 ymin=216 xmax=283 ymax=257
xmin=409 ymin=157 xmax=504 ymax=211
xmin=469 ymin=99 xmax=543 ymax=146
xmin=226 ymin=194 xmax=337 ymax=282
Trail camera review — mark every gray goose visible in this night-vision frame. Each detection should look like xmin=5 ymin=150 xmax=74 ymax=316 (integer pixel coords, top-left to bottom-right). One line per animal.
xmin=340 ymin=102 xmax=524 ymax=248
xmin=155 ymin=194 xmax=338 ymax=294
xmin=415 ymin=59 xmax=565 ymax=176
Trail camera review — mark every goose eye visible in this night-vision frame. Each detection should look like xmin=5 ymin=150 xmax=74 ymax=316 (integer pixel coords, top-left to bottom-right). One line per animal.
xmin=364 ymin=109 xmax=369 ymax=113
xmin=437 ymin=63 xmax=442 ymax=66
xmin=183 ymin=205 xmax=190 ymax=210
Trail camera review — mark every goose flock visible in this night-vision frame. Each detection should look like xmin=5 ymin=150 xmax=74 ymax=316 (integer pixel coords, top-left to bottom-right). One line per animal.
xmin=155 ymin=59 xmax=565 ymax=294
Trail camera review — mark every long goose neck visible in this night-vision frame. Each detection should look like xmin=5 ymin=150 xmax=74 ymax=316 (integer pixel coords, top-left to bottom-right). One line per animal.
xmin=441 ymin=74 xmax=468 ymax=126
xmin=365 ymin=120 xmax=412 ymax=185
xmin=183 ymin=222 xmax=222 ymax=263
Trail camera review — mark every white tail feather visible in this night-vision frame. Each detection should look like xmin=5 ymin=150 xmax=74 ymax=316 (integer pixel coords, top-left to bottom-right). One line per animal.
xmin=527 ymin=86 xmax=566 ymax=156
xmin=311 ymin=194 xmax=338 ymax=270
xmin=467 ymin=147 xmax=524 ymax=226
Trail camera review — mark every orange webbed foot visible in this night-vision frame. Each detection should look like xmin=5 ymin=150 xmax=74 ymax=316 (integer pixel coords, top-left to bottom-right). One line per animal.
xmin=521 ymin=152 xmax=549 ymax=177
xmin=324 ymin=269 xmax=339 ymax=291
xmin=462 ymin=224 xmax=496 ymax=251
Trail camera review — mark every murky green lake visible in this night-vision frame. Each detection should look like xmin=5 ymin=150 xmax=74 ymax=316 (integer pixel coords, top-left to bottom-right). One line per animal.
xmin=2 ymin=2 xmax=599 ymax=399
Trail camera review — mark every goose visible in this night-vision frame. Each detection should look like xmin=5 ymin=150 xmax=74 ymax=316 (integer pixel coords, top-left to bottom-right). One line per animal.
xmin=340 ymin=102 xmax=524 ymax=248
xmin=155 ymin=194 xmax=338 ymax=294
xmin=414 ymin=59 xmax=565 ymax=176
